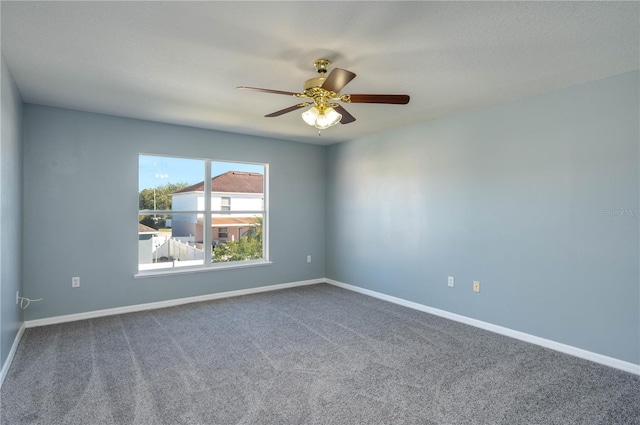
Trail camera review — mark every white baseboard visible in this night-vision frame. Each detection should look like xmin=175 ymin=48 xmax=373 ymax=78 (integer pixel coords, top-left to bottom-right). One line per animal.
xmin=25 ymin=278 xmax=324 ymax=328
xmin=325 ymin=279 xmax=640 ymax=376
xmin=0 ymin=323 xmax=26 ymax=388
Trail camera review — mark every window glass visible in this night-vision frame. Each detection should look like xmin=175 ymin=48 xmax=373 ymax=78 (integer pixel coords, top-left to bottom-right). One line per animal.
xmin=210 ymin=164 xmax=265 ymax=264
xmin=138 ymin=155 xmax=267 ymax=273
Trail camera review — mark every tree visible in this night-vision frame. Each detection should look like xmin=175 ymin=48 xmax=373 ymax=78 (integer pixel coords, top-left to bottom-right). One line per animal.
xmin=139 ymin=182 xmax=189 ymax=210
xmin=138 ymin=182 xmax=188 ymax=229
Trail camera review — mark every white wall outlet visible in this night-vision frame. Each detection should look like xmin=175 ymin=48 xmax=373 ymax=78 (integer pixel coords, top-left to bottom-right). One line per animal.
xmin=306 ymin=255 xmax=312 ymax=263
xmin=16 ymin=291 xmax=19 ymax=305
xmin=448 ymin=276 xmax=454 ymax=287
xmin=473 ymin=281 xmax=480 ymax=293
xmin=72 ymin=276 xmax=80 ymax=288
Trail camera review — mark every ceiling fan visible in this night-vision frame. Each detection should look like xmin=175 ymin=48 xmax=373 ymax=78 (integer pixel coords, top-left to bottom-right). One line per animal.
xmin=237 ymin=59 xmax=410 ymax=133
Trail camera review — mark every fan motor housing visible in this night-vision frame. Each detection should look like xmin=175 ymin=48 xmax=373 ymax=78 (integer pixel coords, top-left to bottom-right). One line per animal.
xmin=303 ymin=76 xmax=326 ymax=91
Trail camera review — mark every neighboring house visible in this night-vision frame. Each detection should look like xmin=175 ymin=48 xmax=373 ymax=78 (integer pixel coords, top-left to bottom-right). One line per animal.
xmin=171 ymin=171 xmax=263 ymax=245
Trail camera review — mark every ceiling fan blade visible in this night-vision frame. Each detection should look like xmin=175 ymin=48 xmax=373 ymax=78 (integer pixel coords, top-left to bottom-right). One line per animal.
xmin=237 ymin=86 xmax=300 ymax=97
xmin=347 ymin=94 xmax=410 ymax=104
xmin=321 ymin=68 xmax=357 ymax=93
xmin=264 ymin=103 xmax=310 ymax=117
xmin=333 ymin=105 xmax=356 ymax=124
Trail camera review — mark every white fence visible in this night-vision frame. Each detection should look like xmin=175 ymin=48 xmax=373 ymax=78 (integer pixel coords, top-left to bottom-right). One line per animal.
xmin=154 ymin=237 xmax=204 ymax=261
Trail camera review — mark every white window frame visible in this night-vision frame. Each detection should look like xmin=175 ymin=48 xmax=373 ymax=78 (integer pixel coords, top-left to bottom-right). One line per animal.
xmin=136 ymin=154 xmax=270 ymax=277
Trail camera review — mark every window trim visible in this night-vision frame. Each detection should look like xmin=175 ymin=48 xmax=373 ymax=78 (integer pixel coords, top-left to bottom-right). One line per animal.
xmin=134 ymin=259 xmax=273 ymax=279
xmin=137 ymin=154 xmax=269 ymax=276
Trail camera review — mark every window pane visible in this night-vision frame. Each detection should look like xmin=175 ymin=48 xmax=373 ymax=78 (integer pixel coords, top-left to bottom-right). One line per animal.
xmin=212 ymin=213 xmax=263 ymax=263
xmin=210 ymin=161 xmax=265 ymax=264
xmin=138 ymin=214 xmax=205 ymax=270
xmin=211 ymin=162 xmax=265 ymax=213
xmin=139 ymin=155 xmax=205 ymax=212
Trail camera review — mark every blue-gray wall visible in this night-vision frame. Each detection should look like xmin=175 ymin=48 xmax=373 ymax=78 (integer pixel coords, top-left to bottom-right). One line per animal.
xmin=1 ymin=55 xmax=24 ymax=367
xmin=326 ymin=71 xmax=640 ymax=364
xmin=22 ymin=105 xmax=325 ymax=320
xmin=9 ymin=69 xmax=640 ymax=367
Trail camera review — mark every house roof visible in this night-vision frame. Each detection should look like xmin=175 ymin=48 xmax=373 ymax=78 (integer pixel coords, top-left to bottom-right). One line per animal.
xmin=173 ymin=171 xmax=263 ymax=194
xmin=138 ymin=223 xmax=159 ymax=233
xmin=212 ymin=217 xmax=260 ymax=226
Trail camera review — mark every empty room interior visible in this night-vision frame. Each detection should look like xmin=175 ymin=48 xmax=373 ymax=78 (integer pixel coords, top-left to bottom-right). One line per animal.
xmin=1 ymin=2 xmax=639 ymax=424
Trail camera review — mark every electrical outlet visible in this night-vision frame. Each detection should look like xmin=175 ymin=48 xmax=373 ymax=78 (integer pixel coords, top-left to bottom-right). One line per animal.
xmin=448 ymin=276 xmax=454 ymax=287
xmin=72 ymin=276 xmax=80 ymax=288
xmin=307 ymin=255 xmax=312 ymax=263
xmin=473 ymin=281 xmax=480 ymax=293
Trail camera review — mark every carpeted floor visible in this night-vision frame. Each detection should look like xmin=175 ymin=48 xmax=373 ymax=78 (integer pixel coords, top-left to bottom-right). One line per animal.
xmin=1 ymin=284 xmax=639 ymax=424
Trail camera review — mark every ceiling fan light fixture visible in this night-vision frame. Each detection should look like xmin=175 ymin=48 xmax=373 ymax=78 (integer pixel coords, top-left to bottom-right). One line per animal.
xmin=301 ymin=106 xmax=320 ymax=126
xmin=301 ymin=106 xmax=342 ymax=129
xmin=239 ymin=58 xmax=409 ymax=133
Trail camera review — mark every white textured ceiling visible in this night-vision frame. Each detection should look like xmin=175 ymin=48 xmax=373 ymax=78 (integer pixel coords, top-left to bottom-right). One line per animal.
xmin=1 ymin=1 xmax=639 ymax=145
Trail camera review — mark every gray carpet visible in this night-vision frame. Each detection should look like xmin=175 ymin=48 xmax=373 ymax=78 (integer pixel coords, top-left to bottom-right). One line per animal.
xmin=1 ymin=284 xmax=639 ymax=425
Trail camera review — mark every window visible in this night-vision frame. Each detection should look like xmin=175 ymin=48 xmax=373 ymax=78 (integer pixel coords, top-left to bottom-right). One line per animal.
xmin=138 ymin=154 xmax=267 ymax=274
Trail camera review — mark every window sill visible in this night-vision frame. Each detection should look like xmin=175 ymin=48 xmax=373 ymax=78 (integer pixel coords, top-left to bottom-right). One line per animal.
xmin=134 ymin=260 xmax=273 ymax=279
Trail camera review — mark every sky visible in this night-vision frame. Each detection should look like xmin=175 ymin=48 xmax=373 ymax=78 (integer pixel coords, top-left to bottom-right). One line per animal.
xmin=139 ymin=155 xmax=264 ymax=191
